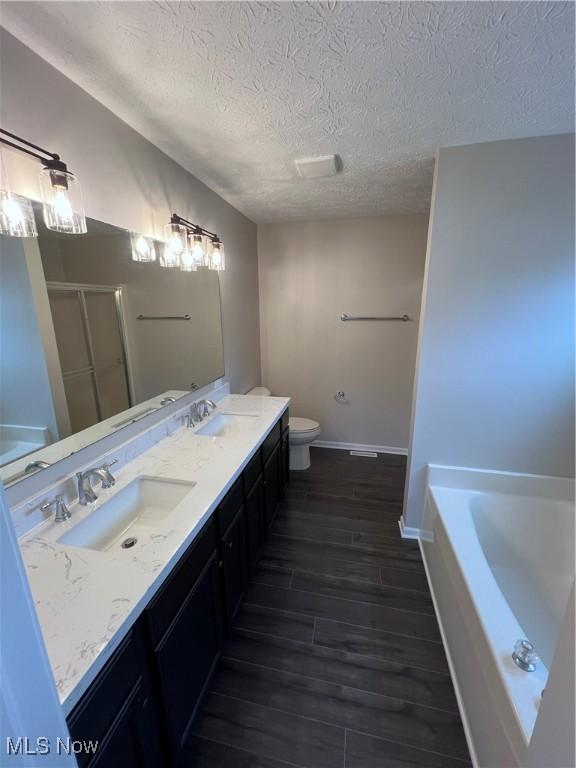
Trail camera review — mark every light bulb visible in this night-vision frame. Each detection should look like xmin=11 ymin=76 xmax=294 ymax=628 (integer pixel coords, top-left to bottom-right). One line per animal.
xmin=130 ymin=233 xmax=156 ymax=262
xmin=180 ymin=247 xmax=196 ymax=272
xmin=52 ymin=188 xmax=74 ymax=224
xmin=39 ymin=166 xmax=86 ymax=234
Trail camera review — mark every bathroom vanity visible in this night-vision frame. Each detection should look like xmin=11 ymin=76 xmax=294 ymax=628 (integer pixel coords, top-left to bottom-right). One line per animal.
xmin=13 ymin=394 xmax=290 ymax=768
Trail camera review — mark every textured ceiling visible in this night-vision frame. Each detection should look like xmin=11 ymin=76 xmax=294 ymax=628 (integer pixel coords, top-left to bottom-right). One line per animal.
xmin=1 ymin=1 xmax=574 ymax=222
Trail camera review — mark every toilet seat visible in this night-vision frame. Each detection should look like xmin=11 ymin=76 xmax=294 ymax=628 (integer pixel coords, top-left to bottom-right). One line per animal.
xmin=289 ymin=417 xmax=320 ymax=434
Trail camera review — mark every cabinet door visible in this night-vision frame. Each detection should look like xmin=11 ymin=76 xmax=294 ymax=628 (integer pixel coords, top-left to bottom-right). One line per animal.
xmin=263 ymin=443 xmax=281 ymax=532
xmin=90 ymin=680 xmax=162 ymax=768
xmin=68 ymin=624 xmax=164 ymax=768
xmin=280 ymin=428 xmax=290 ymax=494
xmin=153 ymin=555 xmax=222 ymax=760
xmin=244 ymin=477 xmax=263 ymax=575
xmin=221 ymin=507 xmax=248 ymax=629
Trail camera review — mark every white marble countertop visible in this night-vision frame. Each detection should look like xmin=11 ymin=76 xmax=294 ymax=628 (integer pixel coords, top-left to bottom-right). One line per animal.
xmin=17 ymin=394 xmax=289 ymax=716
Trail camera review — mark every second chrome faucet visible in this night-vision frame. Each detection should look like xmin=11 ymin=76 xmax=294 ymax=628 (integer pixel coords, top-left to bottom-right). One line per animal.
xmin=186 ymin=399 xmax=217 ymax=428
xmin=76 ymin=460 xmax=118 ymax=505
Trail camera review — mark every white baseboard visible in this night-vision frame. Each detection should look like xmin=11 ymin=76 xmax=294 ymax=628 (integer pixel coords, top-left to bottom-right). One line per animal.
xmin=398 ymin=515 xmax=422 ymax=540
xmin=313 ymin=440 xmax=408 ymax=456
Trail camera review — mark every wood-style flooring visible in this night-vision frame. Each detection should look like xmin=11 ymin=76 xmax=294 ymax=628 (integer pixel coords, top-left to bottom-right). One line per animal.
xmin=185 ymin=448 xmax=470 ymax=767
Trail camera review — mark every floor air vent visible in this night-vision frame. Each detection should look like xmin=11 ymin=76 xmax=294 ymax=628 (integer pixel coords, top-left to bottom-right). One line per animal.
xmin=349 ymin=450 xmax=378 ymax=458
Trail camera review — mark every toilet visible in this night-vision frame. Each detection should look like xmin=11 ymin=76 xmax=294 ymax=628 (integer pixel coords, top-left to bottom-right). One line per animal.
xmin=247 ymin=386 xmax=321 ymax=471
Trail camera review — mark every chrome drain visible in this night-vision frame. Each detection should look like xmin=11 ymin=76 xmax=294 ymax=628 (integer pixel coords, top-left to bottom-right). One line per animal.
xmin=121 ymin=536 xmax=138 ymax=549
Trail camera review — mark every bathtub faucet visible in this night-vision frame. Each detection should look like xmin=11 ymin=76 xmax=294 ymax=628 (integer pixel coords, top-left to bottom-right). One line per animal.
xmin=512 ymin=639 xmax=538 ymax=672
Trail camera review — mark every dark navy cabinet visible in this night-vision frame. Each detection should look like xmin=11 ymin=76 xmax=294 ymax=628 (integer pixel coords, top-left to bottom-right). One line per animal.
xmin=66 ymin=410 xmax=288 ymax=768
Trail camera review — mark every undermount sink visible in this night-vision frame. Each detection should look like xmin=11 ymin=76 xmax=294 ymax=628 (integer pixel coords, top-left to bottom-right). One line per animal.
xmin=195 ymin=412 xmax=258 ymax=438
xmin=58 ymin=476 xmax=195 ymax=552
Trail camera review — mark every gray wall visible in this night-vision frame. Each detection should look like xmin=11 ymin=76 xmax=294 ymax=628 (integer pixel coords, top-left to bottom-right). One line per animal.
xmin=0 ymin=29 xmax=260 ymax=395
xmin=0 ymin=237 xmax=58 ymax=439
xmin=405 ymin=134 xmax=575 ymax=530
xmin=258 ymin=215 xmax=428 ymax=450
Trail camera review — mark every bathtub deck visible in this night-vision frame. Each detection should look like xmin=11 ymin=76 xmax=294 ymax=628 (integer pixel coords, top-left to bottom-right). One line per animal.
xmin=186 ymin=447 xmax=471 ymax=767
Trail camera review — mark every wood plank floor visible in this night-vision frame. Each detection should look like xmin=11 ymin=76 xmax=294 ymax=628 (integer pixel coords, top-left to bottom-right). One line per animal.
xmin=185 ymin=448 xmax=471 ymax=768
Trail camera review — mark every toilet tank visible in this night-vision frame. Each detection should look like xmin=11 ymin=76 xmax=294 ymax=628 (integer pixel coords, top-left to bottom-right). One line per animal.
xmin=247 ymin=386 xmax=271 ymax=396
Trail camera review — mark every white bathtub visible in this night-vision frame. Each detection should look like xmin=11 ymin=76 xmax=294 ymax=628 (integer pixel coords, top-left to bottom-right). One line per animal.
xmin=419 ymin=466 xmax=574 ymax=768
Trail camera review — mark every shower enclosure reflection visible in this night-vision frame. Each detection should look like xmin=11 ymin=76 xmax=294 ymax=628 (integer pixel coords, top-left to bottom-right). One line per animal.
xmin=0 ymin=206 xmax=225 ymax=485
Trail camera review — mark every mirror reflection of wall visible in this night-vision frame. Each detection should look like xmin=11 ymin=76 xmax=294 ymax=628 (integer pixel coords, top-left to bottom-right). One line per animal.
xmin=0 ymin=237 xmax=59 ymax=465
xmin=0 ymin=206 xmax=225 ymax=479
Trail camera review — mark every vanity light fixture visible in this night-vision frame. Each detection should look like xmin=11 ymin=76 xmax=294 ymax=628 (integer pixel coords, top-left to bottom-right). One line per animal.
xmin=0 ymin=128 xmax=87 ymax=235
xmin=130 ymin=232 xmax=156 ymax=262
xmin=167 ymin=213 xmax=225 ymax=273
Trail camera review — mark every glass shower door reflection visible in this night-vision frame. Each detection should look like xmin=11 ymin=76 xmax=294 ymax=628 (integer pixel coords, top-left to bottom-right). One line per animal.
xmin=47 ymin=285 xmax=132 ymax=435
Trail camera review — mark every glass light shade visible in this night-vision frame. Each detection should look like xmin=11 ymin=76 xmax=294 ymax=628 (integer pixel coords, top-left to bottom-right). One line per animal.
xmin=209 ymin=240 xmax=225 ymax=272
xmin=39 ymin=167 xmax=87 ymax=234
xmin=0 ymin=190 xmax=37 ymax=237
xmin=190 ymin=232 xmax=209 ymax=268
xmin=130 ymin=233 xmax=156 ymax=262
xmin=163 ymin=222 xmax=187 ymax=256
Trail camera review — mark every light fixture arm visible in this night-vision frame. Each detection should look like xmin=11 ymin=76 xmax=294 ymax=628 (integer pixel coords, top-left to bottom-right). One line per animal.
xmin=170 ymin=212 xmax=219 ymax=241
xmin=0 ymin=128 xmax=72 ymax=175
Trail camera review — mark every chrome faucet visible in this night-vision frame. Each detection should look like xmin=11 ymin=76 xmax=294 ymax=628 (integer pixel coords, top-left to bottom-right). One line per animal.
xmin=184 ymin=407 xmax=195 ymax=428
xmin=76 ymin=460 xmax=117 ymax=505
xmin=184 ymin=399 xmax=217 ymax=428
xmin=160 ymin=396 xmax=176 ymax=405
xmin=41 ymin=494 xmax=71 ymax=523
xmin=197 ymin=399 xmax=217 ymax=420
xmin=25 ymin=460 xmax=51 ymax=473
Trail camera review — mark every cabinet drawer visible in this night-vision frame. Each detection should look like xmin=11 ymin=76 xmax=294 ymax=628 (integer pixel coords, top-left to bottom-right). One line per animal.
xmin=146 ymin=518 xmax=217 ymax=647
xmin=262 ymin=421 xmax=281 ymax=463
xmin=243 ymin=448 xmax=262 ymax=494
xmin=217 ymin=477 xmax=244 ymax=533
xmin=281 ymin=408 xmax=289 ymax=433
xmin=68 ymin=624 xmax=145 ymax=767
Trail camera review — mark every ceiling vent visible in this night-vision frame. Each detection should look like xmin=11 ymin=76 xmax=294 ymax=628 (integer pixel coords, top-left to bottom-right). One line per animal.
xmin=295 ymin=155 xmax=341 ymax=179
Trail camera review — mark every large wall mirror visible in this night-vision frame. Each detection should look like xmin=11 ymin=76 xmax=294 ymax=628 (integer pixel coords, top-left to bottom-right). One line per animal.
xmin=0 ymin=205 xmax=225 ymax=486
